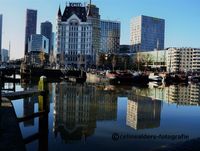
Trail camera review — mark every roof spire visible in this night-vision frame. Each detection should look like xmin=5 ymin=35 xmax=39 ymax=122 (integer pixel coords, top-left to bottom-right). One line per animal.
xmin=87 ymin=0 xmax=92 ymax=16
xmin=58 ymin=5 xmax=62 ymax=17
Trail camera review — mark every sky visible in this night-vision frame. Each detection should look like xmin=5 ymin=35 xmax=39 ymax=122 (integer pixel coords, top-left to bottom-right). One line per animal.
xmin=0 ymin=0 xmax=200 ymax=59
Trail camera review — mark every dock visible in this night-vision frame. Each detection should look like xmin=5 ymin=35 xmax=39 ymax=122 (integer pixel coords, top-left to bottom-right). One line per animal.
xmin=0 ymin=76 xmax=49 ymax=151
xmin=2 ymin=90 xmax=44 ymax=100
xmin=0 ymin=98 xmax=26 ymax=151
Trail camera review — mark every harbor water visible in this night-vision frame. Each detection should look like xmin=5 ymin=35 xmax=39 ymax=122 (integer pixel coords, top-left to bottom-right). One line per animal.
xmin=10 ymin=82 xmax=200 ymax=151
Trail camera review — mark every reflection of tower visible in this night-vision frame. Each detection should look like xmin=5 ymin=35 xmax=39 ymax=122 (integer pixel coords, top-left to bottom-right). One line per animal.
xmin=54 ymin=82 xmax=96 ymax=142
xmin=23 ymin=96 xmax=36 ymax=126
xmin=96 ymin=90 xmax=118 ymax=121
xmin=126 ymin=96 xmax=161 ymax=130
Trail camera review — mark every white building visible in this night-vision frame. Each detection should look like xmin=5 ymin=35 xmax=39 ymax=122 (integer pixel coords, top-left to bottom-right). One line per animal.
xmin=56 ymin=2 xmax=100 ymax=69
xmin=167 ymin=47 xmax=200 ymax=73
xmin=28 ymin=34 xmax=49 ymax=64
xmin=1 ymin=48 xmax=9 ymax=63
xmin=100 ymin=20 xmax=120 ymax=53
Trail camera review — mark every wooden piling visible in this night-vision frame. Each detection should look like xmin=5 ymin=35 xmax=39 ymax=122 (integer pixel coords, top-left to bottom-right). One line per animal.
xmin=38 ymin=76 xmax=49 ymax=151
xmin=38 ymin=76 xmax=49 ymax=113
xmin=0 ymin=74 xmax=2 ymax=107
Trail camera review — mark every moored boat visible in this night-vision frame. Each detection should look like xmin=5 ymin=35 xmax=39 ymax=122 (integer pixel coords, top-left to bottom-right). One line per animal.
xmin=106 ymin=70 xmax=149 ymax=85
xmin=149 ymin=73 xmax=163 ymax=82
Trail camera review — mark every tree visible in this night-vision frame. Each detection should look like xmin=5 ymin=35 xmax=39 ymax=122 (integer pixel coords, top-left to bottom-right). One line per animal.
xmin=142 ymin=53 xmax=153 ymax=69
xmin=39 ymin=50 xmax=46 ymax=66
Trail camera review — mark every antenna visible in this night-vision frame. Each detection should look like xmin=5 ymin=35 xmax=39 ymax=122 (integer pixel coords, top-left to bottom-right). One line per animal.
xmin=83 ymin=2 xmax=87 ymax=6
xmin=156 ymin=39 xmax=159 ymax=50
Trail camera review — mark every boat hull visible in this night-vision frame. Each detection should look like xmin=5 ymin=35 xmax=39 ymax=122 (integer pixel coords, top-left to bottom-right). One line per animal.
xmin=109 ymin=75 xmax=149 ymax=85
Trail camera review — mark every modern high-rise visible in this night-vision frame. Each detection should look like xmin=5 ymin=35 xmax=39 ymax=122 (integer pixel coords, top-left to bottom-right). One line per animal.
xmin=28 ymin=34 xmax=49 ymax=64
xmin=56 ymin=2 xmax=100 ymax=69
xmin=87 ymin=3 xmax=101 ymax=65
xmin=24 ymin=9 xmax=37 ymax=55
xmin=1 ymin=49 xmax=9 ymax=63
xmin=28 ymin=34 xmax=49 ymax=53
xmin=41 ymin=21 xmax=52 ymax=54
xmin=0 ymin=14 xmax=2 ymax=63
xmin=100 ymin=20 xmax=120 ymax=53
xmin=130 ymin=15 xmax=165 ymax=52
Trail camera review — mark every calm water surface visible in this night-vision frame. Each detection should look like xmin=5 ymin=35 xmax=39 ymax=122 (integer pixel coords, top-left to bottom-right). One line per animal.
xmin=11 ymin=82 xmax=200 ymax=151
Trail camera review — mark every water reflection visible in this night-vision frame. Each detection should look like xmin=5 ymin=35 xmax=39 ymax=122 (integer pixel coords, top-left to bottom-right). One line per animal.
xmin=23 ymin=97 xmax=35 ymax=126
xmin=12 ymin=82 xmax=200 ymax=151
xmin=53 ymin=82 xmax=118 ymax=143
xmin=54 ymin=82 xmax=96 ymax=142
xmin=166 ymin=84 xmax=200 ymax=106
xmin=52 ymin=83 xmax=200 ymax=143
xmin=126 ymin=97 xmax=161 ymax=130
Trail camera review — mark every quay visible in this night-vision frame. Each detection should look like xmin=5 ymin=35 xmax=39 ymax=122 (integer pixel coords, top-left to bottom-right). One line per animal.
xmin=0 ymin=98 xmax=26 ymax=151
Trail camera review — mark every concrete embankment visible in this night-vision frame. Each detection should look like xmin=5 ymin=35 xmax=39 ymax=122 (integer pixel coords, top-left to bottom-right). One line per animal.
xmin=0 ymin=98 xmax=26 ymax=151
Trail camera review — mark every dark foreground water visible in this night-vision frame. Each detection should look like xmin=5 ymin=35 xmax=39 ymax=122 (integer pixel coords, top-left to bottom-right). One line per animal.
xmin=11 ymin=82 xmax=200 ymax=151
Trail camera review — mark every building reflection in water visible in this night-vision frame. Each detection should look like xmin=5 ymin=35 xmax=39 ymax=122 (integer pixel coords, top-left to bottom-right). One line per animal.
xmin=126 ymin=95 xmax=161 ymax=130
xmin=166 ymin=84 xmax=200 ymax=106
xmin=96 ymin=86 xmax=118 ymax=121
xmin=19 ymin=83 xmax=50 ymax=151
xmin=135 ymin=83 xmax=200 ymax=106
xmin=23 ymin=97 xmax=35 ymax=127
xmin=22 ymin=85 xmax=38 ymax=127
xmin=53 ymin=82 xmax=118 ymax=143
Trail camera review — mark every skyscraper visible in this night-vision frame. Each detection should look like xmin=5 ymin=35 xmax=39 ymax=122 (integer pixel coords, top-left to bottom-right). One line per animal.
xmin=0 ymin=14 xmax=2 ymax=63
xmin=100 ymin=20 xmax=120 ymax=53
xmin=56 ymin=2 xmax=100 ymax=69
xmin=130 ymin=15 xmax=165 ymax=52
xmin=24 ymin=9 xmax=37 ymax=55
xmin=41 ymin=21 xmax=52 ymax=54
xmin=87 ymin=2 xmax=101 ymax=65
xmin=1 ymin=49 xmax=9 ymax=63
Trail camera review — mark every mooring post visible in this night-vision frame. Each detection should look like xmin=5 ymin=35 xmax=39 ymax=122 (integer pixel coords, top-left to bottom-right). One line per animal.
xmin=13 ymin=69 xmax=16 ymax=92
xmin=38 ymin=76 xmax=49 ymax=151
xmin=38 ymin=76 xmax=49 ymax=113
xmin=0 ymin=71 xmax=2 ymax=107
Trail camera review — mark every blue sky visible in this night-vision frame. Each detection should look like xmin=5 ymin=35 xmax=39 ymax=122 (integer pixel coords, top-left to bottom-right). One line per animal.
xmin=0 ymin=0 xmax=200 ymax=59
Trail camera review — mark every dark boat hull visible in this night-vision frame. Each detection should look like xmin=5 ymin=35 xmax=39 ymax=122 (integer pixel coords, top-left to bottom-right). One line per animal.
xmin=109 ymin=75 xmax=149 ymax=85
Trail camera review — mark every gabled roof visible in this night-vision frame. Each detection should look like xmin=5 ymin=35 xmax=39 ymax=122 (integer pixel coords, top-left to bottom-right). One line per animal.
xmin=61 ymin=6 xmax=87 ymax=22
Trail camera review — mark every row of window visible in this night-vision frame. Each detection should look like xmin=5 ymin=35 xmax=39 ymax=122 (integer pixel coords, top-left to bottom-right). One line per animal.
xmin=67 ymin=57 xmax=85 ymax=62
